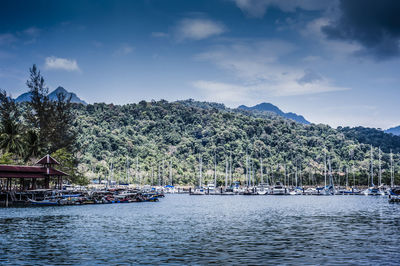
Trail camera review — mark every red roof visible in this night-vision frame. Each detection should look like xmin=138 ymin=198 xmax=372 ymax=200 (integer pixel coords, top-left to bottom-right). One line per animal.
xmin=0 ymin=165 xmax=68 ymax=178
xmin=36 ymin=155 xmax=60 ymax=165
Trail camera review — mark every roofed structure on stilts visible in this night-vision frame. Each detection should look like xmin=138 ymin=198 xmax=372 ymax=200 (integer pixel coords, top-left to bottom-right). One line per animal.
xmin=0 ymin=155 xmax=68 ymax=191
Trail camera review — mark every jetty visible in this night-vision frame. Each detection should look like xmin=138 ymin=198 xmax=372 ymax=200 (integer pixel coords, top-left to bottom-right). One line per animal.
xmin=0 ymin=155 xmax=162 ymax=207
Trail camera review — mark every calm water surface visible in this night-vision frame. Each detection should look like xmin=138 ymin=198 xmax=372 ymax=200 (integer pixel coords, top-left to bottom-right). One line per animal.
xmin=1 ymin=195 xmax=400 ymax=265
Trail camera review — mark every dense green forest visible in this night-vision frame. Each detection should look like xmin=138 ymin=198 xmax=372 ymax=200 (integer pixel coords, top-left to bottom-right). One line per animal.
xmin=73 ymin=99 xmax=400 ymax=187
xmin=1 ymin=66 xmax=400 ymax=187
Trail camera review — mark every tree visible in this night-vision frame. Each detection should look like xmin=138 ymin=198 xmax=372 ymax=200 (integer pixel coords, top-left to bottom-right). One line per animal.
xmin=24 ymin=129 xmax=41 ymax=161
xmin=52 ymin=148 xmax=88 ymax=185
xmin=0 ymin=90 xmax=25 ymax=157
xmin=50 ymin=92 xmax=76 ymax=153
xmin=26 ymin=64 xmax=52 ymax=152
xmin=25 ymin=64 xmax=76 ymax=154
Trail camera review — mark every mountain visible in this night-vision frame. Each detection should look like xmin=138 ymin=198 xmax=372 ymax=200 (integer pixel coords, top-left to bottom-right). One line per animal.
xmin=237 ymin=103 xmax=310 ymax=124
xmin=14 ymin=92 xmax=32 ymax=102
xmin=385 ymin=126 xmax=400 ymax=136
xmin=15 ymin=86 xmax=87 ymax=105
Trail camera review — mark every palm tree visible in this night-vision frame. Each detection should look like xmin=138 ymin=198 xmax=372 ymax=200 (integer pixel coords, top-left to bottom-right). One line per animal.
xmin=24 ymin=129 xmax=41 ymax=161
xmin=0 ymin=119 xmax=25 ymax=157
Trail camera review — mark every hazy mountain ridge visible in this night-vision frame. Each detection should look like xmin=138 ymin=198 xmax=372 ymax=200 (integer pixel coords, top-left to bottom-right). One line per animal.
xmin=238 ymin=103 xmax=310 ymax=124
xmin=15 ymin=86 xmax=87 ymax=105
xmin=385 ymin=126 xmax=400 ymax=136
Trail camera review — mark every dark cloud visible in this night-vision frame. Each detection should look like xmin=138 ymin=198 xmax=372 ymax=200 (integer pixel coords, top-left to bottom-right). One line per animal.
xmin=322 ymin=0 xmax=400 ymax=60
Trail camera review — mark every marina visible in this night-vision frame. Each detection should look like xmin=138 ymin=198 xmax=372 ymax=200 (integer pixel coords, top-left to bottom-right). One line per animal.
xmin=1 ymin=194 xmax=400 ymax=265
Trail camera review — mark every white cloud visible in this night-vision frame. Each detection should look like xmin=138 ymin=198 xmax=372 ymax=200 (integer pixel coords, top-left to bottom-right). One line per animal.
xmin=175 ymin=18 xmax=226 ymax=41
xmin=92 ymin=41 xmax=103 ymax=47
xmin=233 ymin=0 xmax=332 ymax=18
xmin=44 ymin=56 xmax=80 ymax=71
xmin=193 ymin=39 xmax=348 ymax=105
xmin=0 ymin=33 xmax=17 ymax=45
xmin=114 ymin=44 xmax=134 ymax=56
xmin=23 ymin=27 xmax=40 ymax=37
xmin=151 ymin=32 xmax=169 ymax=38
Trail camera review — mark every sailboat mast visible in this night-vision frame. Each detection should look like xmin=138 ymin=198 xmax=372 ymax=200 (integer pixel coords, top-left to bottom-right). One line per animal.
xmin=284 ymin=164 xmax=287 ymax=187
xmin=324 ymin=152 xmax=327 ymax=188
xmin=229 ymin=152 xmax=232 ymax=186
xmin=199 ymin=154 xmax=202 ymax=188
xmin=250 ymin=159 xmax=254 ymax=186
xmin=260 ymin=157 xmax=263 ymax=184
xmin=126 ymin=155 xmax=129 ymax=184
xmin=169 ymin=159 xmax=172 ymax=186
xmin=295 ymin=161 xmax=298 ymax=188
xmin=158 ymin=164 xmax=161 ymax=186
xmin=151 ymin=166 xmax=154 ymax=186
xmin=135 ymin=156 xmax=138 ymax=185
xmin=390 ymin=150 xmax=394 ymax=187
xmin=214 ymin=152 xmax=217 ymax=187
xmin=370 ymin=145 xmax=374 ymax=187
xmin=225 ymin=158 xmax=228 ymax=187
xmin=246 ymin=150 xmax=249 ymax=187
xmin=378 ymin=147 xmax=382 ymax=187
xmin=328 ymin=156 xmax=332 ymax=186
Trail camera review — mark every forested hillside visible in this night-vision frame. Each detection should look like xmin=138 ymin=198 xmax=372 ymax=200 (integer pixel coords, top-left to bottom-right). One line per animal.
xmin=73 ymin=100 xmax=400 ymax=186
xmin=2 ymin=64 xmax=400 ymax=187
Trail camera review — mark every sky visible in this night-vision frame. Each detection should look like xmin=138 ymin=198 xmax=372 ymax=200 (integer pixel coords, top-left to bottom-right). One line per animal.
xmin=0 ymin=0 xmax=400 ymax=129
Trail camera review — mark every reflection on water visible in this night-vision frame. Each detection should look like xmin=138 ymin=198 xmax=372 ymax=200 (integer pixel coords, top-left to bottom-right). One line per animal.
xmin=1 ymin=195 xmax=400 ymax=265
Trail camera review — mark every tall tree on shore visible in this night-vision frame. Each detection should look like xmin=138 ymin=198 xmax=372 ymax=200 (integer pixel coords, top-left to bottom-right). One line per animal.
xmin=25 ymin=64 xmax=52 ymax=152
xmin=25 ymin=64 xmax=76 ymax=154
xmin=51 ymin=92 xmax=76 ymax=152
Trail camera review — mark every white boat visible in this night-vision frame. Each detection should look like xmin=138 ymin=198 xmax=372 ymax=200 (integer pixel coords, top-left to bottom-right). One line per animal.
xmin=289 ymin=187 xmax=302 ymax=195
xmin=363 ymin=187 xmax=385 ymax=196
xmin=221 ymin=187 xmax=235 ymax=195
xmin=206 ymin=183 xmax=216 ymax=194
xmin=271 ymin=182 xmax=287 ymax=195
xmin=191 ymin=187 xmax=206 ymax=195
xmin=256 ymin=183 xmax=270 ymax=195
xmin=304 ymin=187 xmax=318 ymax=195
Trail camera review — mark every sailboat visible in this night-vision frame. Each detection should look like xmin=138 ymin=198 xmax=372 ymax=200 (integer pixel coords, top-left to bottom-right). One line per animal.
xmin=289 ymin=162 xmax=302 ymax=195
xmin=256 ymin=157 xmax=269 ymax=195
xmin=191 ymin=154 xmax=205 ymax=195
xmin=221 ymin=157 xmax=234 ymax=195
xmin=320 ymin=154 xmax=335 ymax=195
xmin=363 ymin=145 xmax=384 ymax=196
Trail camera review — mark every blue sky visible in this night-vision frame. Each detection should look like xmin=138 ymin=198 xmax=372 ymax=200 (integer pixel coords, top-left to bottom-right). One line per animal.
xmin=1 ymin=0 xmax=400 ymax=129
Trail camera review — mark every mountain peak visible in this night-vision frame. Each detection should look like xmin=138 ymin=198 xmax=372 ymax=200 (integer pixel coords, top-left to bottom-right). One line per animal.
xmin=15 ymin=87 xmax=87 ymax=105
xmin=52 ymin=86 xmax=68 ymax=94
xmin=238 ymin=102 xmax=310 ymax=124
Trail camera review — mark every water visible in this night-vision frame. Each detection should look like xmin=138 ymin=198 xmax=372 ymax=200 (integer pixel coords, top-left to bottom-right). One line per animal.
xmin=1 ymin=195 xmax=400 ymax=265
